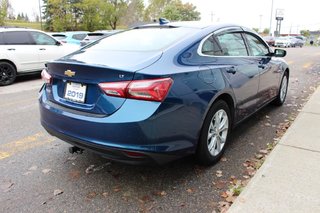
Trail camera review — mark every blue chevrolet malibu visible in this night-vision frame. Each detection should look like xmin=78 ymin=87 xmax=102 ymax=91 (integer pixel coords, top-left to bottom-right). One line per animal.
xmin=39 ymin=22 xmax=289 ymax=165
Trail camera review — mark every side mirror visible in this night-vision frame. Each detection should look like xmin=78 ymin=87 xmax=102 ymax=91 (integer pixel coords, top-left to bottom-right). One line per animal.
xmin=273 ymin=49 xmax=286 ymax=57
xmin=56 ymin=41 xmax=62 ymax=46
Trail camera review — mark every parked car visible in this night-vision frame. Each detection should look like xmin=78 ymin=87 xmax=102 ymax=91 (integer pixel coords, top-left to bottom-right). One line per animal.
xmin=39 ymin=22 xmax=289 ymax=165
xmin=292 ymin=36 xmax=304 ymax=47
xmin=48 ymin=32 xmax=67 ymax=42
xmin=263 ymin=36 xmax=275 ymax=46
xmin=80 ymin=30 xmax=121 ymax=47
xmin=50 ymin=31 xmax=88 ymax=45
xmin=0 ymin=28 xmax=79 ymax=86
xmin=274 ymin=36 xmax=294 ymax=48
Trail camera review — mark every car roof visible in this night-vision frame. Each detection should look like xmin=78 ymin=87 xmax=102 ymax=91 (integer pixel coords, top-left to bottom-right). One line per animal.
xmin=136 ymin=21 xmax=242 ymax=30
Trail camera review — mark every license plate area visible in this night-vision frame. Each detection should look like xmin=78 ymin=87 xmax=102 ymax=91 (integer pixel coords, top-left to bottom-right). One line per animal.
xmin=64 ymin=82 xmax=87 ymax=103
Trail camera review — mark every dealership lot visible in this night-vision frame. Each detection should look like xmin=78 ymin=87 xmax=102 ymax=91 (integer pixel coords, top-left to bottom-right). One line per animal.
xmin=1 ymin=47 xmax=320 ymax=212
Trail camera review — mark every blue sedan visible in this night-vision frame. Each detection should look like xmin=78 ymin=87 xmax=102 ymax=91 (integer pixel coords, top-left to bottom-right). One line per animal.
xmin=39 ymin=22 xmax=289 ymax=165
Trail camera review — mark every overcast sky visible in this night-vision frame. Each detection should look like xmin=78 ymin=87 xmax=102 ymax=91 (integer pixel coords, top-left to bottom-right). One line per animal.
xmin=10 ymin=0 xmax=320 ymax=33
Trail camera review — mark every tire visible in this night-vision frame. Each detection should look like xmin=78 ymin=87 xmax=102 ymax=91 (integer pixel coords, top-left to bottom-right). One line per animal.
xmin=197 ymin=100 xmax=231 ymax=165
xmin=0 ymin=62 xmax=16 ymax=86
xmin=273 ymin=72 xmax=289 ymax=106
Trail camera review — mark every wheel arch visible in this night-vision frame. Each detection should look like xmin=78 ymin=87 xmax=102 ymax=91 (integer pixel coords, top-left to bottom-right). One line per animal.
xmin=200 ymin=91 xmax=236 ymax=134
xmin=0 ymin=59 xmax=17 ymax=72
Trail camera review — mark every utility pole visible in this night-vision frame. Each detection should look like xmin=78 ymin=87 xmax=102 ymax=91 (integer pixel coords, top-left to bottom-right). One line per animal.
xmin=269 ymin=0 xmax=274 ymax=36
xmin=259 ymin=15 xmax=263 ymax=33
xmin=38 ymin=0 xmax=43 ymax=30
xmin=210 ymin=11 xmax=215 ymax=23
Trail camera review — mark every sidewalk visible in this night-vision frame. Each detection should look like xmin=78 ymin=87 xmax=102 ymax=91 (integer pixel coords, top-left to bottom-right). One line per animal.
xmin=228 ymin=86 xmax=320 ymax=213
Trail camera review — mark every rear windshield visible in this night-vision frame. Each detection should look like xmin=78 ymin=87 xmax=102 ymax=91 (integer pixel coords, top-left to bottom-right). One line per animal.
xmin=85 ymin=27 xmax=197 ymax=52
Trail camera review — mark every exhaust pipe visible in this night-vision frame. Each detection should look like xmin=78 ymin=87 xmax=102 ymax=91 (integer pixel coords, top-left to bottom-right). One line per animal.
xmin=68 ymin=146 xmax=84 ymax=154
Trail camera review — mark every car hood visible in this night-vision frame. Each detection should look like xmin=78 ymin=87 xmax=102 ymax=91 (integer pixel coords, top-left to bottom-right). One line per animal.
xmin=58 ymin=49 xmax=163 ymax=72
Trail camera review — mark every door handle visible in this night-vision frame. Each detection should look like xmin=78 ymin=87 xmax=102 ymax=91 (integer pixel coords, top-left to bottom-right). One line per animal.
xmin=226 ymin=66 xmax=237 ymax=74
xmin=39 ymin=48 xmax=46 ymax=50
xmin=7 ymin=48 xmax=15 ymax=51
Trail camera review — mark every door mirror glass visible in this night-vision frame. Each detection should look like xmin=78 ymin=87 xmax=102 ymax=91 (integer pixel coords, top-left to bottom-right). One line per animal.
xmin=274 ymin=49 xmax=286 ymax=57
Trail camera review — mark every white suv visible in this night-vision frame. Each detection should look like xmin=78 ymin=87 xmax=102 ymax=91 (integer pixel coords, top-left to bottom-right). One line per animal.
xmin=0 ymin=28 xmax=79 ymax=86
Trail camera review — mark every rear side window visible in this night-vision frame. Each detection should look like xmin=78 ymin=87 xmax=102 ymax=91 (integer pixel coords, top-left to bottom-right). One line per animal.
xmin=216 ymin=33 xmax=248 ymax=56
xmin=85 ymin=27 xmax=197 ymax=52
xmin=245 ymin=33 xmax=269 ymax=56
xmin=201 ymin=35 xmax=223 ymax=56
xmin=3 ymin=31 xmax=34 ymax=45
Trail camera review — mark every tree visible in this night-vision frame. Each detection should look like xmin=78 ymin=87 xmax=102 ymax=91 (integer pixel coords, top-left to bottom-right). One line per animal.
xmin=144 ymin=0 xmax=171 ymax=21
xmin=103 ymin=0 xmax=129 ymax=30
xmin=300 ymin=30 xmax=310 ymax=37
xmin=78 ymin=0 xmax=105 ymax=31
xmin=122 ymin=0 xmax=145 ymax=27
xmin=252 ymin=28 xmax=259 ymax=33
xmin=0 ymin=0 xmax=10 ymax=25
xmin=162 ymin=0 xmax=200 ymax=21
xmin=263 ymin=28 xmax=270 ymax=35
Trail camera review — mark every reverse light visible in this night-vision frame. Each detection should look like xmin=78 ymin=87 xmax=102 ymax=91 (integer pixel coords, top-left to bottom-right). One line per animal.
xmin=41 ymin=69 xmax=52 ymax=84
xmin=99 ymin=78 xmax=173 ymax=102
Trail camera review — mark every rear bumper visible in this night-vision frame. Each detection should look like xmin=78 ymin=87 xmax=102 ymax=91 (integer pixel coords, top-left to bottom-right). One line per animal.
xmin=39 ymin=87 xmax=199 ymax=165
xmin=42 ymin=123 xmax=179 ymax=165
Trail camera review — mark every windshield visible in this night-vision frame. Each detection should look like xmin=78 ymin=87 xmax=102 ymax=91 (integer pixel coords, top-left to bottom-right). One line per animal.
xmin=83 ymin=27 xmax=197 ymax=52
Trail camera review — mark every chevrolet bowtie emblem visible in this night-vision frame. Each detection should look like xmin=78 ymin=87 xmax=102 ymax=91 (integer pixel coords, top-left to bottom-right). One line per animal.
xmin=64 ymin=70 xmax=75 ymax=77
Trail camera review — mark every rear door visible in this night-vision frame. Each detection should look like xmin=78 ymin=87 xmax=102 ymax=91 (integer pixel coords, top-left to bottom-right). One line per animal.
xmin=3 ymin=31 xmax=40 ymax=72
xmin=29 ymin=31 xmax=65 ymax=65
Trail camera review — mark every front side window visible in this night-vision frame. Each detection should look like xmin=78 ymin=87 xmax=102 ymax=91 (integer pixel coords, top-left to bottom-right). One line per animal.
xmin=30 ymin=31 xmax=56 ymax=45
xmin=245 ymin=33 xmax=269 ymax=56
xmin=216 ymin=33 xmax=248 ymax=56
xmin=3 ymin=31 xmax=34 ymax=45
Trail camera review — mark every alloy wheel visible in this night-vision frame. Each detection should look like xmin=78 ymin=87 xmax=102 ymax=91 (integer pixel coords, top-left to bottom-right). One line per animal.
xmin=207 ymin=109 xmax=229 ymax=157
xmin=280 ymin=75 xmax=288 ymax=102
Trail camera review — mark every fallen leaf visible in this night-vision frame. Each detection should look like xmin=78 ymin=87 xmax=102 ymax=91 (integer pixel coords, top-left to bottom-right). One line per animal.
xmin=85 ymin=165 xmax=95 ymax=174
xmin=220 ymin=191 xmax=228 ymax=198
xmin=28 ymin=165 xmax=38 ymax=171
xmin=220 ymin=157 xmax=227 ymax=162
xmin=226 ymin=196 xmax=236 ymax=203
xmin=186 ymin=188 xmax=193 ymax=193
xmin=102 ymin=192 xmax=109 ymax=197
xmin=139 ymin=195 xmax=151 ymax=203
xmin=216 ymin=170 xmax=223 ymax=177
xmin=86 ymin=192 xmax=97 ymax=199
xmin=1 ymin=180 xmax=14 ymax=192
xmin=53 ymin=189 xmax=63 ymax=196
xmin=160 ymin=191 xmax=167 ymax=196
xmin=42 ymin=169 xmax=52 ymax=174
xmin=68 ymin=170 xmax=81 ymax=181
xmin=255 ymin=154 xmax=263 ymax=159
xmin=214 ymin=180 xmax=226 ymax=189
xmin=243 ymin=175 xmax=250 ymax=179
xmin=113 ymin=186 xmax=121 ymax=192
xmin=259 ymin=149 xmax=268 ymax=154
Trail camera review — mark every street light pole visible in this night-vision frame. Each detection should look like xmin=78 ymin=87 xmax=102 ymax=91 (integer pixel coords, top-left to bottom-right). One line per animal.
xmin=269 ymin=0 xmax=274 ymax=36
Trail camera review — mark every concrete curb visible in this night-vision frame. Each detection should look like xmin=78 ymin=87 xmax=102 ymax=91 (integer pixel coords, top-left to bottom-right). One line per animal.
xmin=228 ymin=86 xmax=320 ymax=213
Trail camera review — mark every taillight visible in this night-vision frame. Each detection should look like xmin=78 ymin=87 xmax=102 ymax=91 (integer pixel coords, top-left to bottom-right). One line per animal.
xmin=41 ymin=69 xmax=52 ymax=84
xmin=99 ymin=78 xmax=173 ymax=102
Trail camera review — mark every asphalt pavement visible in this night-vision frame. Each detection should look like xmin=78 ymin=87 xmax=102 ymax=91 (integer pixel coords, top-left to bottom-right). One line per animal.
xmin=0 ymin=47 xmax=320 ymax=213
